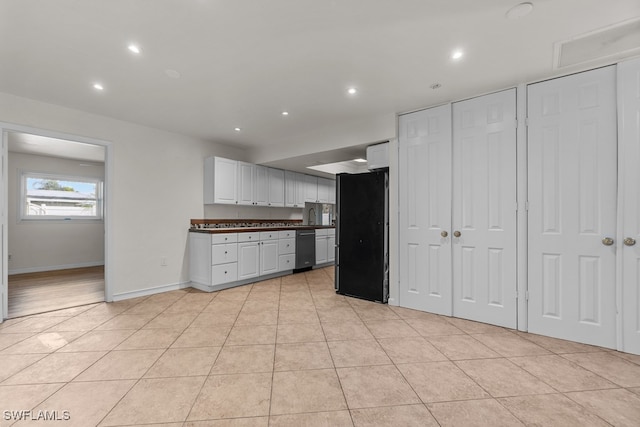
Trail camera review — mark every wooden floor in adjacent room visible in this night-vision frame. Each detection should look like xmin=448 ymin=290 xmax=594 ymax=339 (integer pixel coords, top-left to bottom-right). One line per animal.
xmin=8 ymin=266 xmax=104 ymax=318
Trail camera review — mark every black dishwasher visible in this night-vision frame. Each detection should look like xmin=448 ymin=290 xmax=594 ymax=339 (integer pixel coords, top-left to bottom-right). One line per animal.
xmin=295 ymin=229 xmax=316 ymax=271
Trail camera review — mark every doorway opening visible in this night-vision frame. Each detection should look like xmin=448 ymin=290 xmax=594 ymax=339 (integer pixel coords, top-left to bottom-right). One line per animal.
xmin=3 ymin=128 xmax=109 ymax=318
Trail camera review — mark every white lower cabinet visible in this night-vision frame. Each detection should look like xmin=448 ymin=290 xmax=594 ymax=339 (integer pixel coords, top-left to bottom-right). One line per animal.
xmin=238 ymin=233 xmax=260 ymax=280
xmin=315 ymin=229 xmax=335 ymax=265
xmin=259 ymin=232 xmax=279 ymax=275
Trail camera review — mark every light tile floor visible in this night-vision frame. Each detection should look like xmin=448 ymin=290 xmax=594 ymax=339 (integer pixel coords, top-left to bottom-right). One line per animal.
xmin=1 ymin=267 xmax=639 ymax=426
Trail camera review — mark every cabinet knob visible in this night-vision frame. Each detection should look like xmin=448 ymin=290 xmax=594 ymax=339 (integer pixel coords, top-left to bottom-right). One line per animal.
xmin=441 ymin=231 xmax=448 ymax=238
xmin=624 ymin=237 xmax=636 ymax=246
xmin=224 ymin=271 xmax=227 ymax=274
xmin=453 ymin=231 xmax=461 ymax=238
xmin=224 ymin=251 xmax=227 ymax=254
xmin=602 ymin=237 xmax=614 ymax=246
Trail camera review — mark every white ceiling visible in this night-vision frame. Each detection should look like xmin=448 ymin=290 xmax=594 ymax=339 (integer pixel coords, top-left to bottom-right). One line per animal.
xmin=1 ymin=1 xmax=639 ymax=163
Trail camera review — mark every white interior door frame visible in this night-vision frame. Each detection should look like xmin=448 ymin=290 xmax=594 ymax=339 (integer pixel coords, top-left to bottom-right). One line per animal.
xmin=0 ymin=122 xmax=114 ymax=321
xmin=517 ymin=84 xmax=528 ymax=331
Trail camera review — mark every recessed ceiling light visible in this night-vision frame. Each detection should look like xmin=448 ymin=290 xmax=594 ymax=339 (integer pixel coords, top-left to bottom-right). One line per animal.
xmin=347 ymin=87 xmax=357 ymax=95
xmin=165 ymin=69 xmax=181 ymax=79
xmin=128 ymin=44 xmax=141 ymax=54
xmin=430 ymin=83 xmax=442 ymax=90
xmin=353 ymin=158 xmax=367 ymax=163
xmin=506 ymin=2 xmax=534 ymax=19
xmin=234 ymin=127 xmax=241 ymax=132
xmin=282 ymin=111 xmax=289 ymax=116
xmin=451 ymin=50 xmax=464 ymax=60
xmin=93 ymin=83 xmax=104 ymax=91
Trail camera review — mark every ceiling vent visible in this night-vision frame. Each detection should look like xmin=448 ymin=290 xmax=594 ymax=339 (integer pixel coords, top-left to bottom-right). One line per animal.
xmin=554 ymin=18 xmax=640 ymax=69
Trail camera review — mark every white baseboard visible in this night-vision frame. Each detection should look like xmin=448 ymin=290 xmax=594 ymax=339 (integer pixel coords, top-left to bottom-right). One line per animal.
xmin=8 ymin=261 xmax=105 ymax=276
xmin=112 ymin=281 xmax=191 ymax=302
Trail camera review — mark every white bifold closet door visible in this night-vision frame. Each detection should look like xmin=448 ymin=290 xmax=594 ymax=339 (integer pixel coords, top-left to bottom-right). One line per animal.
xmin=619 ymin=58 xmax=640 ymax=355
xmin=399 ymin=90 xmax=517 ymax=328
xmin=399 ymin=104 xmax=452 ymax=315
xmin=527 ymin=66 xmax=618 ymax=348
xmin=451 ymin=89 xmax=517 ymax=328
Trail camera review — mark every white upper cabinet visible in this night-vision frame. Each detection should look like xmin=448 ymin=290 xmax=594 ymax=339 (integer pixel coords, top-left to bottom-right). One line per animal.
xmin=237 ymin=161 xmax=255 ymax=206
xmin=304 ymin=175 xmax=318 ymax=202
xmin=317 ymin=177 xmax=330 ymax=204
xmin=285 ymin=171 xmax=306 ymax=208
xmin=254 ymin=165 xmax=269 ymax=206
xmin=328 ymin=179 xmax=336 ymax=204
xmin=268 ymin=168 xmax=285 ymax=207
xmin=204 ymin=156 xmax=237 ymax=205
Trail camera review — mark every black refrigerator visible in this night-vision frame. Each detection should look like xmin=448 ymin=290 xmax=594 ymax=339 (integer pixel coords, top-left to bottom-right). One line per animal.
xmin=335 ymin=170 xmax=389 ymax=303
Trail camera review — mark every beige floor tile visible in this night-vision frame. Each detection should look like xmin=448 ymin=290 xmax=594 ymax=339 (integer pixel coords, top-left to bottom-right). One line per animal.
xmin=321 ymin=321 xmax=374 ymax=341
xmin=74 ymin=349 xmax=164 ymax=381
xmin=276 ymin=323 xmax=325 ymax=343
xmin=515 ymin=332 xmax=605 ymax=354
xmin=79 ymin=302 xmax=128 ymax=317
xmin=202 ymin=300 xmax=244 ymax=314
xmin=235 ymin=310 xmax=279 ymax=326
xmin=1 ymin=331 xmax=84 ymax=354
xmin=562 ymin=351 xmax=640 ymax=387
xmin=328 ymin=340 xmax=391 ymax=367
xmin=226 ymin=325 xmax=277 ymax=345
xmin=100 ymin=376 xmax=205 ymax=426
xmin=57 ymin=330 xmax=134 ymax=352
xmin=377 ymin=337 xmax=447 ymax=364
xmin=350 ymin=404 xmax=438 ymax=427
xmin=510 ymin=354 xmax=617 ymax=392
xmin=426 ymin=335 xmax=500 ymax=360
xmin=0 ymin=333 xmax=33 ymax=351
xmin=3 ymin=351 xmax=106 ymax=385
xmin=115 ymin=328 xmax=183 ymax=350
xmin=277 ymin=309 xmax=320 ymax=324
xmin=242 ymin=300 xmax=279 ymax=312
xmin=456 ymin=358 xmax=555 ymax=397
xmin=445 ymin=317 xmax=509 ymax=334
xmin=164 ymin=296 xmax=212 ymax=313
xmin=188 ymin=373 xmax=272 ymax=420
xmin=337 ymin=365 xmax=420 ymax=409
xmin=630 ymin=387 xmax=640 ymax=397
xmin=185 ymin=418 xmax=268 ymax=427
xmin=500 ymin=393 xmax=610 ymax=427
xmin=0 ymin=383 xmax=63 ymax=426
xmin=0 ymin=317 xmax=70 ymax=334
xmin=17 ymin=380 xmax=135 ymax=427
xmin=270 ymin=411 xmax=353 ymax=427
xmin=352 ymin=306 xmax=401 ymax=322
xmin=565 ymin=388 xmax=640 ymax=427
xmin=145 ymin=347 xmax=220 ymax=377
xmin=363 ymin=320 xmax=419 ymax=339
xmin=143 ymin=312 xmax=198 ymax=330
xmin=0 ymin=354 xmax=48 ymax=382
xmin=316 ymin=307 xmax=361 ymax=323
xmin=471 ymin=332 xmax=551 ymax=357
xmin=191 ymin=311 xmax=239 ymax=327
xmin=611 ymin=350 xmax=640 ymax=366
xmin=246 ymin=292 xmax=280 ymax=303
xmin=210 ymin=345 xmax=275 ymax=374
xmin=46 ymin=315 xmax=112 ymax=332
xmin=396 ymin=361 xmax=489 ymax=403
xmin=124 ymin=302 xmax=174 ymax=316
xmin=95 ymin=314 xmax=155 ymax=330
xmin=405 ymin=318 xmax=465 ymax=337
xmin=271 ymin=369 xmax=347 ymax=415
xmin=275 ymin=342 xmax=333 ymax=371
xmin=0 ymin=317 xmax=29 ymax=329
xmin=427 ymin=399 xmax=524 ymax=427
xmin=172 ymin=326 xmax=232 ymax=348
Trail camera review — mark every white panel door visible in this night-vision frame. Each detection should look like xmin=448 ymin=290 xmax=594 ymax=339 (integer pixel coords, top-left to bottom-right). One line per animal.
xmin=452 ymin=89 xmax=517 ymax=328
xmin=619 ymin=58 xmax=640 ymax=355
xmin=316 ymin=236 xmax=328 ymax=264
xmin=260 ymin=241 xmax=279 ymax=275
xmin=237 ymin=162 xmax=255 ymax=206
xmin=238 ymin=242 xmax=260 ymax=280
xmin=254 ymin=166 xmax=269 ymax=206
xmin=528 ymin=66 xmax=617 ymax=348
xmin=398 ymin=104 xmax=452 ymax=315
xmin=268 ymin=168 xmax=285 ymax=207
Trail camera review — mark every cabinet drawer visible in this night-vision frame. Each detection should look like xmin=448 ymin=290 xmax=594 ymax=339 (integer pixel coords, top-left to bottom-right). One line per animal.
xmin=278 ymin=238 xmax=295 ymax=255
xmin=315 ymin=229 xmax=328 ymax=237
xmin=212 ymin=243 xmax=237 ymax=265
xmin=212 ymin=262 xmax=237 ymax=285
xmin=260 ymin=231 xmax=279 ymax=241
xmin=211 ymin=233 xmax=238 ymax=244
xmin=278 ymin=230 xmax=296 ymax=239
xmin=238 ymin=232 xmax=260 ymax=242
xmin=278 ymin=254 xmax=295 ymax=271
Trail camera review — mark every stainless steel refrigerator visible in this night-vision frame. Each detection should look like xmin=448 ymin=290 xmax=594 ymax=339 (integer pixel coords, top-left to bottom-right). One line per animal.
xmin=335 ymin=170 xmax=389 ymax=303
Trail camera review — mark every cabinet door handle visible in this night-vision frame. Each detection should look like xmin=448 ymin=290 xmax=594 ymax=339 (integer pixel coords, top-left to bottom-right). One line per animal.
xmin=602 ymin=237 xmax=614 ymax=246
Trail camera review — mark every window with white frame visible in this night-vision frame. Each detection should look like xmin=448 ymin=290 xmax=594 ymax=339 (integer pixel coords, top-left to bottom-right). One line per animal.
xmin=20 ymin=172 xmax=103 ymax=220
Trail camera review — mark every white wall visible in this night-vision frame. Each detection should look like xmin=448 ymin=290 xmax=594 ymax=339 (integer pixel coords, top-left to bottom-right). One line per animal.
xmin=7 ymin=152 xmax=105 ymax=274
xmin=0 ymin=92 xmax=246 ymax=299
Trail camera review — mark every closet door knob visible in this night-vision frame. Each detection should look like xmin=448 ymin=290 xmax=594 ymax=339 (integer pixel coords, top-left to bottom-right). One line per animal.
xmin=602 ymin=237 xmax=614 ymax=246
xmin=624 ymin=237 xmax=636 ymax=246
xmin=441 ymin=231 xmax=448 ymax=238
xmin=453 ymin=231 xmax=461 ymax=238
